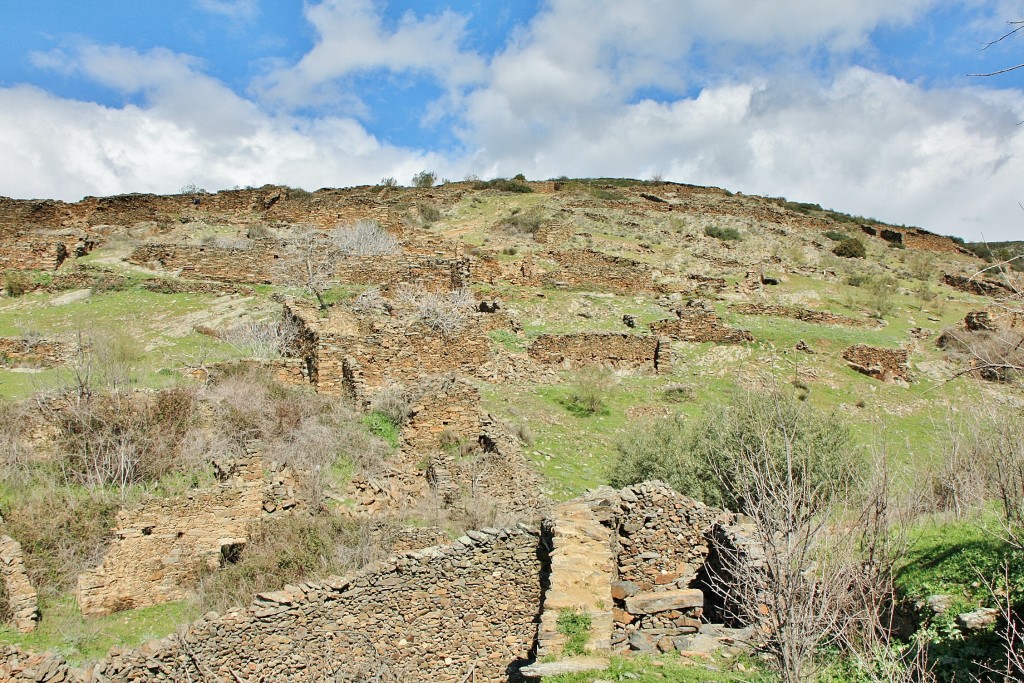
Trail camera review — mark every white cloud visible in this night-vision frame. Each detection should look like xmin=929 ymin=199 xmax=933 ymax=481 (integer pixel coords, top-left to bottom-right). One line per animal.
xmin=0 ymin=46 xmax=441 ymax=201
xmin=255 ymin=0 xmax=486 ymax=114
xmin=195 ymin=0 xmax=258 ymax=21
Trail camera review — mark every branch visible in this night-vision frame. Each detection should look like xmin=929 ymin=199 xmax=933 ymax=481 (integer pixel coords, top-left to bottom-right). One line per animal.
xmin=968 ymin=62 xmax=1024 ymax=77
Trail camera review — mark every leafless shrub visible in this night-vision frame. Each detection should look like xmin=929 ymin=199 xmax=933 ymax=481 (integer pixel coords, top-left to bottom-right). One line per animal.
xmin=200 ymin=235 xmax=253 ymax=250
xmin=0 ymin=401 xmax=33 ymax=482
xmin=331 ymin=219 xmax=399 ymax=256
xmin=221 ymin=316 xmax=298 ymax=359
xmin=351 ymin=287 xmax=391 ymax=315
xmin=393 ymin=284 xmax=475 ymax=337
xmin=39 ymin=387 xmax=199 ymax=491
xmin=369 ymin=384 xmax=411 ymax=427
xmin=246 ymin=223 xmax=273 ymax=240
xmin=938 ymin=326 xmax=1024 ymax=382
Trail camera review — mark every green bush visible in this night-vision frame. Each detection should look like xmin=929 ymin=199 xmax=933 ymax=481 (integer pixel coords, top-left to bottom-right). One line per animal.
xmin=363 ymin=411 xmax=401 ymax=448
xmin=4 ymin=271 xmax=31 ymax=297
xmin=823 ymin=230 xmax=850 ymax=242
xmin=562 ymin=367 xmax=614 ymax=417
xmin=833 ymin=238 xmax=867 ymax=259
xmin=704 ymin=225 xmax=742 ymax=241
xmin=473 ymin=178 xmax=533 ymax=193
xmin=500 ymin=208 xmax=545 ymax=235
xmin=613 ymin=388 xmax=855 ymax=511
xmin=411 ymin=170 xmax=436 ymax=188
xmin=419 ymin=203 xmax=442 ymax=223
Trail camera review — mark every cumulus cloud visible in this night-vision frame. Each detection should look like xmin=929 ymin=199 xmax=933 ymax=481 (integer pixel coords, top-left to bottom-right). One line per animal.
xmin=255 ymin=0 xmax=486 ymax=114
xmin=0 ymin=45 xmax=440 ymax=200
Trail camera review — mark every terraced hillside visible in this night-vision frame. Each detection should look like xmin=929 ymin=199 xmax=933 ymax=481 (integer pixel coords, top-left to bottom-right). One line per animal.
xmin=0 ymin=178 xmax=1021 ymax=682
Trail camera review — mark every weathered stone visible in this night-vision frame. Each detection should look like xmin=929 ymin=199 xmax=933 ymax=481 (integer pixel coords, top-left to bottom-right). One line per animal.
xmin=625 ymin=589 xmax=703 ymax=615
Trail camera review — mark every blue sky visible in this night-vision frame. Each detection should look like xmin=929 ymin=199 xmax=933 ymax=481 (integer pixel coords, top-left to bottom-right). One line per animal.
xmin=1 ymin=1 xmax=1024 ymax=240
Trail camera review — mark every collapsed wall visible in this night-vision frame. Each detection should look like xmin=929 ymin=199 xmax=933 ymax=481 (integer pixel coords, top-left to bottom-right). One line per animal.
xmin=527 ymin=333 xmax=667 ymax=372
xmin=730 ymin=303 xmax=878 ymax=329
xmin=843 ymin=344 xmax=911 ymax=383
xmin=77 ymin=451 xmax=302 ymax=617
xmin=942 ymin=273 xmax=1016 ymax=297
xmin=650 ymin=300 xmax=753 ymax=343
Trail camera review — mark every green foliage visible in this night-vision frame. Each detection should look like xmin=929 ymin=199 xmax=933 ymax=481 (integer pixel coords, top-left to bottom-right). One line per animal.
xmin=472 ymin=178 xmax=534 ymax=193
xmin=488 ymin=329 xmax=525 ymax=352
xmin=823 ymin=230 xmax=851 ymax=242
xmin=561 ymin=367 xmax=614 ymax=417
xmin=419 ymin=203 xmax=442 ymax=223
xmin=411 ymin=170 xmax=436 ymax=188
xmin=704 ymin=225 xmax=742 ymax=241
xmin=500 ymin=207 xmax=545 ymax=235
xmin=833 ymin=238 xmax=867 ymax=259
xmin=378 ymin=176 xmax=397 ymax=188
xmin=613 ymin=388 xmax=854 ymax=511
xmin=3 ymin=271 xmax=31 ymax=297
xmin=196 ymin=515 xmax=371 ymax=613
xmin=556 ymin=609 xmax=592 ymax=656
xmin=863 ymin=274 xmax=898 ymax=319
xmin=363 ymin=411 xmax=401 ymax=448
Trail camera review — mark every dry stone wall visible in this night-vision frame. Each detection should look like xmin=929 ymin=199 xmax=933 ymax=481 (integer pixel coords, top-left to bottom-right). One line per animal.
xmin=730 ymin=303 xmax=878 ymax=328
xmin=528 ymin=333 xmax=667 ymax=372
xmin=0 ymin=338 xmax=69 ymax=368
xmin=84 ymin=527 xmax=543 ymax=683
xmin=77 ymin=452 xmax=301 ymax=617
xmin=943 ymin=273 xmax=1016 ymax=297
xmin=650 ymin=301 xmax=752 ymax=343
xmin=0 ymin=535 xmax=39 ymax=633
xmin=843 ymin=344 xmax=911 ymax=383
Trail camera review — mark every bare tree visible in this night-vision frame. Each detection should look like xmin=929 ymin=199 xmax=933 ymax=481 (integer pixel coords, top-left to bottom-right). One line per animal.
xmin=222 ymin=316 xmax=299 ymax=359
xmin=969 ymin=20 xmax=1024 ymax=76
xmin=274 ymin=225 xmax=339 ymax=310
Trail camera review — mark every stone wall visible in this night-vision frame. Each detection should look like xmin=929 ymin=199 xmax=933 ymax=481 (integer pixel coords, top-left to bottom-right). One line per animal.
xmin=128 ymin=242 xmax=469 ymax=292
xmin=84 ymin=527 xmax=543 ymax=683
xmin=0 ymin=338 xmax=69 ymax=368
xmin=182 ymin=358 xmax=311 ymax=387
xmin=730 ymin=302 xmax=877 ymax=328
xmin=0 ymin=535 xmax=39 ymax=633
xmin=528 ymin=333 xmax=667 ymax=372
xmin=603 ymin=483 xmax=727 ymax=653
xmin=942 ymin=273 xmax=1016 ymax=297
xmin=77 ymin=452 xmax=301 ymax=617
xmin=650 ymin=301 xmax=753 ymax=343
xmin=842 ymin=344 xmax=911 ymax=383
xmin=964 ymin=309 xmax=1024 ymax=333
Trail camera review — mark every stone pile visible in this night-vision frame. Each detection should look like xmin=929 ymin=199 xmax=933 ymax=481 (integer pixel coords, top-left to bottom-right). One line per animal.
xmin=650 ymin=300 xmax=752 ymax=343
xmin=843 ymin=344 xmax=911 ymax=383
xmin=731 ymin=302 xmax=878 ymax=328
xmin=942 ymin=273 xmax=1015 ymax=297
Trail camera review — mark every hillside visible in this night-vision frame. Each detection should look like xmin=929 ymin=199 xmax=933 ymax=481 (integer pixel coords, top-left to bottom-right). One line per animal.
xmin=0 ymin=178 xmax=1021 ymax=682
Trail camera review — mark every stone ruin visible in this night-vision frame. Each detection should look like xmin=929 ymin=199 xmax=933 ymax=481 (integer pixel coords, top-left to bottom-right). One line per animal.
xmin=77 ymin=447 xmax=303 ymax=617
xmin=649 ymin=299 xmax=753 ymax=343
xmin=0 ymin=535 xmax=39 ymax=633
xmin=843 ymin=344 xmax=911 ymax=383
xmin=942 ymin=273 xmax=1016 ymax=297
xmin=730 ymin=302 xmax=879 ymax=329
xmin=527 ymin=333 xmax=668 ymax=372
xmin=2 ymin=482 xmax=763 ymax=683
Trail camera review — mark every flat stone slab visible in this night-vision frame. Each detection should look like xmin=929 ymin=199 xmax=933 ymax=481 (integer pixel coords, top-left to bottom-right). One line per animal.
xmin=625 ymin=588 xmax=703 ymax=615
xmin=519 ymin=657 xmax=610 ymax=678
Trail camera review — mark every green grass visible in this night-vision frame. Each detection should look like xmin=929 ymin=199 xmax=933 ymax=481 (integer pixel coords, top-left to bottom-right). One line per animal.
xmin=557 ymin=609 xmax=592 ymax=656
xmin=0 ymin=596 xmax=196 ymax=664
xmin=363 ymin=411 xmax=401 ymax=448
xmin=541 ymin=654 xmax=766 ymax=682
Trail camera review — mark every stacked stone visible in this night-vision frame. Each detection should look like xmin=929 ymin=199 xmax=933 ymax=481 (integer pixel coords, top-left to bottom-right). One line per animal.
xmin=608 ymin=483 xmax=728 ymax=653
xmin=0 ymin=536 xmax=39 ymax=633
xmin=942 ymin=273 xmax=1015 ymax=297
xmin=86 ymin=526 xmax=542 ymax=683
xmin=649 ymin=299 xmax=752 ymax=344
xmin=527 ymin=333 xmax=666 ymax=372
xmin=842 ymin=344 xmax=911 ymax=383
xmin=0 ymin=338 xmax=69 ymax=368
xmin=731 ymin=302 xmax=878 ymax=328
xmin=0 ymin=646 xmax=76 ymax=682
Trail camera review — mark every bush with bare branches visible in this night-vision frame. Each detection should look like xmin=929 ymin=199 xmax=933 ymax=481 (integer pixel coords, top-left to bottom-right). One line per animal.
xmin=221 ymin=316 xmax=298 ymax=359
xmin=393 ymin=284 xmax=475 ymax=337
xmin=331 ymin=219 xmax=399 ymax=256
